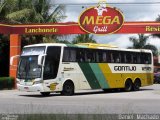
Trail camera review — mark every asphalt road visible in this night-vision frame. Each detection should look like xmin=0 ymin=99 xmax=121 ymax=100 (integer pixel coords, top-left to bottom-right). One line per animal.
xmin=0 ymin=84 xmax=160 ymax=114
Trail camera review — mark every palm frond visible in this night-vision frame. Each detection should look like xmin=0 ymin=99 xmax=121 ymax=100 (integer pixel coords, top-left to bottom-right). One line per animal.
xmin=6 ymin=8 xmax=32 ymax=21
xmin=143 ymin=44 xmax=158 ymax=56
xmin=34 ymin=13 xmax=45 ymax=23
xmin=47 ymin=5 xmax=65 ymax=22
xmin=0 ymin=1 xmax=6 ymax=13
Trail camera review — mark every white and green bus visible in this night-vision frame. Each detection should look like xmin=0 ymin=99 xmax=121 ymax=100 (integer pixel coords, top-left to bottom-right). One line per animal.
xmin=11 ymin=43 xmax=153 ymax=96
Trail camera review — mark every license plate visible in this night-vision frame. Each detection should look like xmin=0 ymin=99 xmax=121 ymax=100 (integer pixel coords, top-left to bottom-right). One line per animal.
xmin=24 ymin=87 xmax=29 ymax=90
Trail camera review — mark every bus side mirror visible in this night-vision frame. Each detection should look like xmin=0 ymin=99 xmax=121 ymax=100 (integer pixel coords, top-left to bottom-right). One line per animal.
xmin=10 ymin=55 xmax=20 ymax=66
xmin=38 ymin=54 xmax=46 ymax=66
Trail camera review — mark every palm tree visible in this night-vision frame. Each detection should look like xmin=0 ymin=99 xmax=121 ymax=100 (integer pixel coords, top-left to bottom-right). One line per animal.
xmin=152 ymin=15 xmax=160 ymax=38
xmin=0 ymin=0 xmax=11 ymax=23
xmin=0 ymin=0 xmax=67 ymax=45
xmin=7 ymin=0 xmax=65 ymax=45
xmin=0 ymin=0 xmax=66 ymax=76
xmin=128 ymin=34 xmax=158 ymax=56
xmin=6 ymin=0 xmax=66 ymax=24
xmin=72 ymin=34 xmax=96 ymax=44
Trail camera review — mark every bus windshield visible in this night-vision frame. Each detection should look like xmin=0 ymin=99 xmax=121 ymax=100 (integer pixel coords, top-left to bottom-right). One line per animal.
xmin=17 ymin=46 xmax=46 ymax=79
xmin=17 ymin=56 xmax=42 ymax=79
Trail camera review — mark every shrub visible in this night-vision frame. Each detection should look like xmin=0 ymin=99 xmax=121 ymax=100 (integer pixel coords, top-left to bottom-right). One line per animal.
xmin=0 ymin=77 xmax=15 ymax=90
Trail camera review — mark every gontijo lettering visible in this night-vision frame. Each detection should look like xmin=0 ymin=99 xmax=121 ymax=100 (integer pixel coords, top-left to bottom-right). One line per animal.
xmin=114 ymin=66 xmax=136 ymax=71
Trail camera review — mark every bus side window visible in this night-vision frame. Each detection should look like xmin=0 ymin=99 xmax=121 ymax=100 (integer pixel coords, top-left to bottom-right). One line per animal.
xmin=148 ymin=53 xmax=151 ymax=64
xmin=76 ymin=48 xmax=84 ymax=62
xmin=126 ymin=53 xmax=132 ymax=63
xmin=63 ymin=48 xmax=69 ymax=62
xmin=97 ymin=51 xmax=103 ymax=63
xmin=92 ymin=50 xmax=96 ymax=62
xmin=110 ymin=53 xmax=114 ymax=63
xmin=144 ymin=53 xmax=151 ymax=64
xmin=102 ymin=52 xmax=108 ymax=62
xmin=140 ymin=53 xmax=145 ymax=64
xmin=86 ymin=50 xmax=95 ymax=62
xmin=97 ymin=50 xmax=108 ymax=63
xmin=96 ymin=52 xmax=99 ymax=62
xmin=70 ymin=49 xmax=76 ymax=62
xmin=120 ymin=52 xmax=125 ymax=63
xmin=84 ymin=49 xmax=89 ymax=62
xmin=112 ymin=52 xmax=120 ymax=63
xmin=87 ymin=53 xmax=92 ymax=62
xmin=107 ymin=51 xmax=111 ymax=63
xmin=136 ymin=53 xmax=141 ymax=64
xmin=133 ymin=53 xmax=137 ymax=64
xmin=116 ymin=53 xmax=120 ymax=63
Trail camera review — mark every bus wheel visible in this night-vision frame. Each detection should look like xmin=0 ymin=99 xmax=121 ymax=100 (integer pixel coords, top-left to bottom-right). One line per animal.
xmin=61 ymin=81 xmax=74 ymax=96
xmin=40 ymin=92 xmax=50 ymax=96
xmin=124 ymin=80 xmax=133 ymax=92
xmin=133 ymin=79 xmax=141 ymax=91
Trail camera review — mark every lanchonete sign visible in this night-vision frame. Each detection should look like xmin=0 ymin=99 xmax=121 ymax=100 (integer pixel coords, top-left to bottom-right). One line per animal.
xmin=78 ymin=1 xmax=124 ymax=35
xmin=0 ymin=1 xmax=160 ymax=35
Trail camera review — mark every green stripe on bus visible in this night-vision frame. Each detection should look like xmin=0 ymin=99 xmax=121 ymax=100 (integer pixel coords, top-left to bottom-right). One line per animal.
xmin=78 ymin=63 xmax=101 ymax=89
xmin=66 ymin=44 xmax=78 ymax=47
xmin=75 ymin=45 xmax=88 ymax=48
xmin=89 ymin=63 xmax=109 ymax=88
xmin=66 ymin=44 xmax=88 ymax=48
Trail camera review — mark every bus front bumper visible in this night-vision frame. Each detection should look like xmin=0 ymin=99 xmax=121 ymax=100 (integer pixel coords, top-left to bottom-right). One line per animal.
xmin=17 ymin=84 xmax=44 ymax=92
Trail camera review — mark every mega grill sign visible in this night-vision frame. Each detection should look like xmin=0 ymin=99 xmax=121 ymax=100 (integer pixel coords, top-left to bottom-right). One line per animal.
xmin=78 ymin=1 xmax=124 ymax=35
xmin=1 ymin=1 xmax=160 ymax=35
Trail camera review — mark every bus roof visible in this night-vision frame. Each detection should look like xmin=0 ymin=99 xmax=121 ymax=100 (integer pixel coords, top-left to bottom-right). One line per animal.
xmin=24 ymin=43 xmax=152 ymax=53
xmin=24 ymin=43 xmax=67 ymax=48
xmin=75 ymin=43 xmax=118 ymax=48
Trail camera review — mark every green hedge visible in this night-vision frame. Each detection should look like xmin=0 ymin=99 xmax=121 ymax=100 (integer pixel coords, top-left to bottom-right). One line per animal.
xmin=0 ymin=77 xmax=15 ymax=90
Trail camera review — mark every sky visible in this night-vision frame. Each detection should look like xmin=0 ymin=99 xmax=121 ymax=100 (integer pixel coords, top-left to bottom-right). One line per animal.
xmin=53 ymin=0 xmax=160 ymax=49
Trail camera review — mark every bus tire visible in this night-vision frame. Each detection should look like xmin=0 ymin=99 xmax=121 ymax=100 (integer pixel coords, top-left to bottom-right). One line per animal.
xmin=61 ymin=81 xmax=74 ymax=96
xmin=40 ymin=92 xmax=50 ymax=96
xmin=133 ymin=79 xmax=141 ymax=91
xmin=124 ymin=79 xmax=133 ymax=92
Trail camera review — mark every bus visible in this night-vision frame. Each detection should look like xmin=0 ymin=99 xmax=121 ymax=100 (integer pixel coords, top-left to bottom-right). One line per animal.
xmin=10 ymin=43 xmax=153 ymax=96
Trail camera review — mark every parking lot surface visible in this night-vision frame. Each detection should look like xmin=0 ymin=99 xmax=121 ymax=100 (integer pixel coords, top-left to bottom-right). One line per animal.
xmin=0 ymin=84 xmax=160 ymax=114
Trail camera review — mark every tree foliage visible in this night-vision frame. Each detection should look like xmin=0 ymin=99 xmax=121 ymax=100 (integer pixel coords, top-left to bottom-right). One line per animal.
xmin=152 ymin=15 xmax=160 ymax=38
xmin=0 ymin=0 xmax=66 ymax=24
xmin=0 ymin=0 xmax=66 ymax=45
xmin=0 ymin=0 xmax=67 ymax=76
xmin=128 ymin=34 xmax=158 ymax=56
xmin=72 ymin=34 xmax=96 ymax=44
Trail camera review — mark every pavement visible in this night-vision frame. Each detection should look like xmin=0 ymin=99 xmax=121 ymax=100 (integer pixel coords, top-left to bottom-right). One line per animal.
xmin=0 ymin=84 xmax=160 ymax=114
